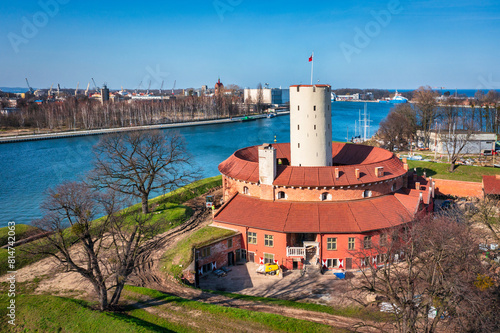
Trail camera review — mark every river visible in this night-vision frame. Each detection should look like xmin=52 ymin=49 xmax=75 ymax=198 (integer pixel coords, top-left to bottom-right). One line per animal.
xmin=0 ymin=101 xmax=394 ymax=226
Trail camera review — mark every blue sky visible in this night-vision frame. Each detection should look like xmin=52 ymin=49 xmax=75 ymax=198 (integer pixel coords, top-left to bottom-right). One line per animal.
xmin=1 ymin=0 xmax=499 ymax=90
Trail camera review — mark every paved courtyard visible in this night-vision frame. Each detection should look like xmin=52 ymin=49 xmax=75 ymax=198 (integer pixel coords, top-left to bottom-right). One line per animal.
xmin=199 ymin=262 xmax=358 ymax=307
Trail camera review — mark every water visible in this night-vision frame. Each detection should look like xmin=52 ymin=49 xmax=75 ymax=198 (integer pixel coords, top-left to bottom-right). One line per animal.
xmin=0 ymin=102 xmax=393 ymax=226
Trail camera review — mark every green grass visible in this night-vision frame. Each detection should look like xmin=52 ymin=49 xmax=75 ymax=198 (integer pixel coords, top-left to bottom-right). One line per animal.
xmin=160 ymin=226 xmax=237 ymax=280
xmin=407 ymin=160 xmax=499 ymax=182
xmin=124 ymin=285 xmax=342 ymax=333
xmin=0 ymin=294 xmax=175 ymax=333
xmin=0 ymin=224 xmax=41 ymax=247
xmin=0 ymin=177 xmax=222 ymax=278
xmin=0 ymin=285 xmax=345 ymax=333
xmin=203 ymin=289 xmax=389 ymax=323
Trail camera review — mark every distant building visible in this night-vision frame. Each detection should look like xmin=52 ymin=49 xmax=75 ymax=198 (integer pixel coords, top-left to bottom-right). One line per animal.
xmin=421 ymin=130 xmax=497 ymax=155
xmin=215 ymin=78 xmax=224 ymax=95
xmin=336 ymin=93 xmax=360 ymax=101
xmin=101 ymin=84 xmax=110 ymax=104
xmin=244 ymin=88 xmax=284 ymax=105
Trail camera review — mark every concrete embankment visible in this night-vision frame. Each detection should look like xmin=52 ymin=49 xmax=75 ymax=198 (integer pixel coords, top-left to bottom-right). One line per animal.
xmin=0 ymin=111 xmax=289 ymax=144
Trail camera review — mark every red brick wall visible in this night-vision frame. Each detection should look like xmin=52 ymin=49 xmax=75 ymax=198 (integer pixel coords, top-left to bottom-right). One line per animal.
xmin=223 ymin=175 xmax=405 ymax=202
xmin=212 ymin=221 xmax=393 ymax=271
xmin=433 ymin=179 xmax=483 ymax=198
xmin=196 ymin=234 xmax=242 ymax=276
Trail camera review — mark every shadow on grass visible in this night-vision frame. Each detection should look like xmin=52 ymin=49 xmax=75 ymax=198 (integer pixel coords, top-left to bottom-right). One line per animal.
xmin=64 ymin=298 xmax=177 ymax=333
xmin=413 ymin=167 xmax=438 ymax=177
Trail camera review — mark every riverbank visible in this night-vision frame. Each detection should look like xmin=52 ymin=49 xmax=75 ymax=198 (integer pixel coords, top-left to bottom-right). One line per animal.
xmin=0 ymin=111 xmax=290 ymax=144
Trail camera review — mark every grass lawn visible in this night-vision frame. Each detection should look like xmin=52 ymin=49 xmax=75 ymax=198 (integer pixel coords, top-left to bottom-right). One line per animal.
xmin=407 ymin=160 xmax=499 ymax=182
xmin=0 ymin=224 xmax=41 ymax=247
xmin=160 ymin=226 xmax=237 ymax=280
xmin=123 ymin=286 xmax=342 ymax=333
xmin=0 ymin=285 xmax=344 ymax=333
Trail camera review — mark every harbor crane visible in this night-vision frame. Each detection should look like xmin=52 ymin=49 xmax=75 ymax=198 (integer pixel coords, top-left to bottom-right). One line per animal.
xmin=92 ymin=78 xmax=98 ymax=93
xmin=48 ymin=84 xmax=54 ymax=97
xmin=135 ymin=81 xmax=143 ymax=94
xmin=159 ymin=80 xmax=164 ymax=94
xmin=172 ymin=80 xmax=176 ymax=95
xmin=57 ymin=84 xmax=61 ymax=97
xmin=84 ymin=82 xmax=90 ymax=96
xmin=25 ymin=78 xmax=34 ymax=94
xmin=147 ymin=80 xmax=151 ymax=95
xmin=75 ymin=82 xmax=79 ymax=96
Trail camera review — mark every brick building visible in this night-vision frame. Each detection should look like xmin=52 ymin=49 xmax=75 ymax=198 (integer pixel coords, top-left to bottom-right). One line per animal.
xmin=212 ymin=84 xmax=434 ymax=272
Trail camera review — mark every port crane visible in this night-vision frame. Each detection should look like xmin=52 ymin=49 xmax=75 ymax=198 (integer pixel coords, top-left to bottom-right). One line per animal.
xmin=57 ymin=84 xmax=61 ymax=97
xmin=75 ymin=82 xmax=79 ymax=96
xmin=92 ymin=78 xmax=99 ymax=93
xmin=172 ymin=80 xmax=176 ymax=95
xmin=25 ymin=78 xmax=34 ymax=94
xmin=135 ymin=81 xmax=143 ymax=95
xmin=147 ymin=80 xmax=151 ymax=95
xmin=159 ymin=80 xmax=164 ymax=95
xmin=48 ymin=84 xmax=54 ymax=97
xmin=84 ymin=82 xmax=90 ymax=96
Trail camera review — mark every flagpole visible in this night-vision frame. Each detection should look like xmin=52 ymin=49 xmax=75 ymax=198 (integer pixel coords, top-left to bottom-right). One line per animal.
xmin=310 ymin=52 xmax=314 ymax=85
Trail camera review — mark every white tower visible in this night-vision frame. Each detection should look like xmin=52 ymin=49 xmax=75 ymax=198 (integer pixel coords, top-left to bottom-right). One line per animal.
xmin=290 ymin=85 xmax=332 ymax=167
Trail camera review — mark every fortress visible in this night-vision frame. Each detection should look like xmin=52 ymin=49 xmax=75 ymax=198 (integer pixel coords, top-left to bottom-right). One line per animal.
xmin=211 ymin=84 xmax=434 ymax=272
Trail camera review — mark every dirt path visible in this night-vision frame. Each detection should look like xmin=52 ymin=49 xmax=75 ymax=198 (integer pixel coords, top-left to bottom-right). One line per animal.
xmin=14 ymin=187 xmax=384 ymax=332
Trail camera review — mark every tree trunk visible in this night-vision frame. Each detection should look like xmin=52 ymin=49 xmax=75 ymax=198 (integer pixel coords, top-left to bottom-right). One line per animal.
xmin=142 ymin=195 xmax=149 ymax=214
xmin=448 ymin=160 xmax=456 ymax=173
xmin=110 ymin=283 xmax=125 ymax=306
xmin=93 ymin=282 xmax=108 ymax=311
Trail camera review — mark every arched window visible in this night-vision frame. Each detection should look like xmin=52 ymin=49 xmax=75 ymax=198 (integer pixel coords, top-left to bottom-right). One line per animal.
xmin=321 ymin=192 xmax=330 ymax=201
xmin=243 ymin=186 xmax=249 ymax=195
xmin=391 ymin=183 xmax=396 ymax=192
xmin=277 ymin=191 xmax=286 ymax=199
xmin=363 ymin=190 xmax=372 ymax=198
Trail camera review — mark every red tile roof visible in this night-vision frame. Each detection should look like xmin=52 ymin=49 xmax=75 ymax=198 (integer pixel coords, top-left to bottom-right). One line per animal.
xmin=219 ymin=143 xmax=406 ymax=187
xmin=483 ymin=175 xmax=500 ymax=195
xmin=214 ymin=193 xmax=417 ymax=234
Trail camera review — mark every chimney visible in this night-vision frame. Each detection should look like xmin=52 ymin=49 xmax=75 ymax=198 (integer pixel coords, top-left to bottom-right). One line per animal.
xmin=402 ymin=158 xmax=407 ymax=164
xmin=403 ymin=163 xmax=409 ymax=171
xmin=335 ymin=168 xmax=340 ymax=179
xmin=375 ymin=167 xmax=384 ymax=178
xmin=415 ymin=182 xmax=421 ymax=190
xmin=258 ymin=144 xmax=277 ymax=185
xmin=355 ymin=169 xmax=360 ymax=179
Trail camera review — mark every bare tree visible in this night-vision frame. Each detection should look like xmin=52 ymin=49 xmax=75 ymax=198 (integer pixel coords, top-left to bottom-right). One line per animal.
xmin=256 ymin=83 xmax=264 ymax=114
xmin=32 ymin=181 xmax=162 ymax=311
xmin=377 ymin=104 xmax=416 ymax=151
xmin=413 ymin=86 xmax=439 ymax=148
xmin=439 ymin=121 xmax=475 ymax=172
xmin=352 ymin=214 xmax=499 ymax=333
xmin=472 ymin=197 xmax=500 ymax=243
xmin=91 ymin=130 xmax=199 ymax=214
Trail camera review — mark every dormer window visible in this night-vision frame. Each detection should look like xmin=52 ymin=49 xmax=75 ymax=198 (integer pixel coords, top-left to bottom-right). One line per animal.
xmin=243 ymin=186 xmax=249 ymax=195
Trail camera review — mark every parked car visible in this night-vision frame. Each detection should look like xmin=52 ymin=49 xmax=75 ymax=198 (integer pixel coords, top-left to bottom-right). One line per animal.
xmin=440 ymin=200 xmax=454 ymax=210
xmin=256 ymin=263 xmax=280 ymax=275
xmin=481 ymin=149 xmax=497 ymax=156
xmin=220 ymin=266 xmax=232 ymax=273
xmin=213 ymin=269 xmax=227 ymax=278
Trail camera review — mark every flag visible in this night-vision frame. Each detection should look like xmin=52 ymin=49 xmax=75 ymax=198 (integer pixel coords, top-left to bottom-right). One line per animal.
xmin=309 ymin=55 xmax=313 ymax=62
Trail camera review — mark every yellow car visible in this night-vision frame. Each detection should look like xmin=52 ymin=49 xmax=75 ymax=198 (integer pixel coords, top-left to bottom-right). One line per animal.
xmin=257 ymin=263 xmax=280 ymax=275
